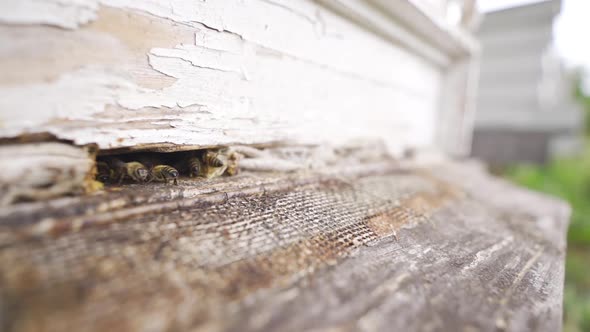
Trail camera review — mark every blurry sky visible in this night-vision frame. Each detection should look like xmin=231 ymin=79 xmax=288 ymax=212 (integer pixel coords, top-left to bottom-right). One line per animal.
xmin=478 ymin=0 xmax=590 ymax=70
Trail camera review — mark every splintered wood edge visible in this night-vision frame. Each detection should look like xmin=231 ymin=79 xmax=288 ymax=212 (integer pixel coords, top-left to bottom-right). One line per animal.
xmin=0 ymin=142 xmax=98 ymax=206
xmin=0 ymin=137 xmax=288 ymax=206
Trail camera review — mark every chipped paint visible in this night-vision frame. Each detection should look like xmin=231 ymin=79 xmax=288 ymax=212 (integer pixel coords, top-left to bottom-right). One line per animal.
xmin=0 ymin=0 xmax=443 ymax=155
xmin=0 ymin=0 xmax=98 ymax=29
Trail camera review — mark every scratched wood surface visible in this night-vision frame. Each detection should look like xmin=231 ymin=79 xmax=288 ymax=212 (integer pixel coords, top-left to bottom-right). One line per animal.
xmin=0 ymin=160 xmax=569 ymax=332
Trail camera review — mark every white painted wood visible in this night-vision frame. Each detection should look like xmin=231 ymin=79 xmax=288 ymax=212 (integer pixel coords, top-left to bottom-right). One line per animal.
xmin=437 ymin=56 xmax=480 ymax=156
xmin=369 ymin=0 xmax=478 ymax=58
xmin=317 ymin=0 xmax=451 ymax=67
xmin=0 ymin=0 xmax=476 ymax=157
xmin=475 ymin=0 xmax=581 ymax=132
xmin=478 ymin=0 xmax=560 ymax=34
xmin=472 ymin=0 xmax=583 ymax=163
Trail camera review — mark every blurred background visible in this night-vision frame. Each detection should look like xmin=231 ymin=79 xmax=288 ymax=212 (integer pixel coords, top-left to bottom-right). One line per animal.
xmin=472 ymin=0 xmax=590 ymax=330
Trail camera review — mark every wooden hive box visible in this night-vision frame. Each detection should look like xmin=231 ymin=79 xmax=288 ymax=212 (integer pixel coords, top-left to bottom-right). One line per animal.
xmin=0 ymin=1 xmax=569 ymax=331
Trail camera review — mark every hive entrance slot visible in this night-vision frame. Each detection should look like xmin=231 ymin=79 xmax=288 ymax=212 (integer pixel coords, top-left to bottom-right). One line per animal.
xmin=95 ymin=148 xmax=238 ymax=186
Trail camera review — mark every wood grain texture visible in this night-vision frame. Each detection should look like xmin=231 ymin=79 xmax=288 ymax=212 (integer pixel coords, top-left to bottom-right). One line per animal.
xmin=0 ymin=160 xmax=569 ymax=332
xmin=0 ymin=0 xmax=476 ymax=156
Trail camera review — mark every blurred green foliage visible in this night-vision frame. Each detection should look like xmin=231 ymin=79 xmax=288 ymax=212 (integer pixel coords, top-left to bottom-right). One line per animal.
xmin=507 ymin=152 xmax=590 ymax=332
xmin=505 ymin=70 xmax=590 ymax=332
xmin=507 ymin=149 xmax=590 ymax=246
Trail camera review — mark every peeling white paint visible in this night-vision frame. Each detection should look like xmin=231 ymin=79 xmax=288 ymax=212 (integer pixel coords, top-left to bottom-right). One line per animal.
xmin=0 ymin=0 xmax=98 ymax=29
xmin=0 ymin=0 xmax=468 ymax=155
xmin=0 ymin=67 xmax=141 ymax=131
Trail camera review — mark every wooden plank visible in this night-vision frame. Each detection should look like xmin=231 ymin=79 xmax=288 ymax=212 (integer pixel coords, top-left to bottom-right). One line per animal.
xmin=0 ymin=0 xmax=452 ymax=156
xmin=0 ymin=142 xmax=96 ymax=206
xmin=0 ymin=1 xmax=479 ymax=201
xmin=0 ymin=160 xmax=569 ymax=331
xmin=0 ymin=0 xmax=480 ymax=157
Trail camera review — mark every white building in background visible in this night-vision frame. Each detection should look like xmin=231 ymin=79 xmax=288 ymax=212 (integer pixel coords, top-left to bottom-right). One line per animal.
xmin=471 ymin=0 xmax=583 ymax=164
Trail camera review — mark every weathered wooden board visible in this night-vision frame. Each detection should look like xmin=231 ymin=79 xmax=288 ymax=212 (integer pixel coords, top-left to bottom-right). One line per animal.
xmin=0 ymin=142 xmax=97 ymax=205
xmin=0 ymin=160 xmax=569 ymax=331
xmin=0 ymin=0 xmax=475 ymax=156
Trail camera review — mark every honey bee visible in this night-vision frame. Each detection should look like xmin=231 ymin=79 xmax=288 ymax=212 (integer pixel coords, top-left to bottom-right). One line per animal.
xmin=187 ymin=157 xmax=202 ymax=178
xmin=225 ymin=150 xmax=241 ymax=176
xmin=96 ymin=161 xmax=112 ymax=183
xmin=199 ymin=149 xmax=228 ymax=179
xmin=108 ymin=158 xmax=149 ymax=184
xmin=202 ymin=150 xmax=226 ymax=168
xmin=149 ymin=165 xmax=179 ymax=185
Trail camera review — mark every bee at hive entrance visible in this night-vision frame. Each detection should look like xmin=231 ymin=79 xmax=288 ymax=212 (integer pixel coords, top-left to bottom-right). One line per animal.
xmin=95 ymin=148 xmax=239 ymax=187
